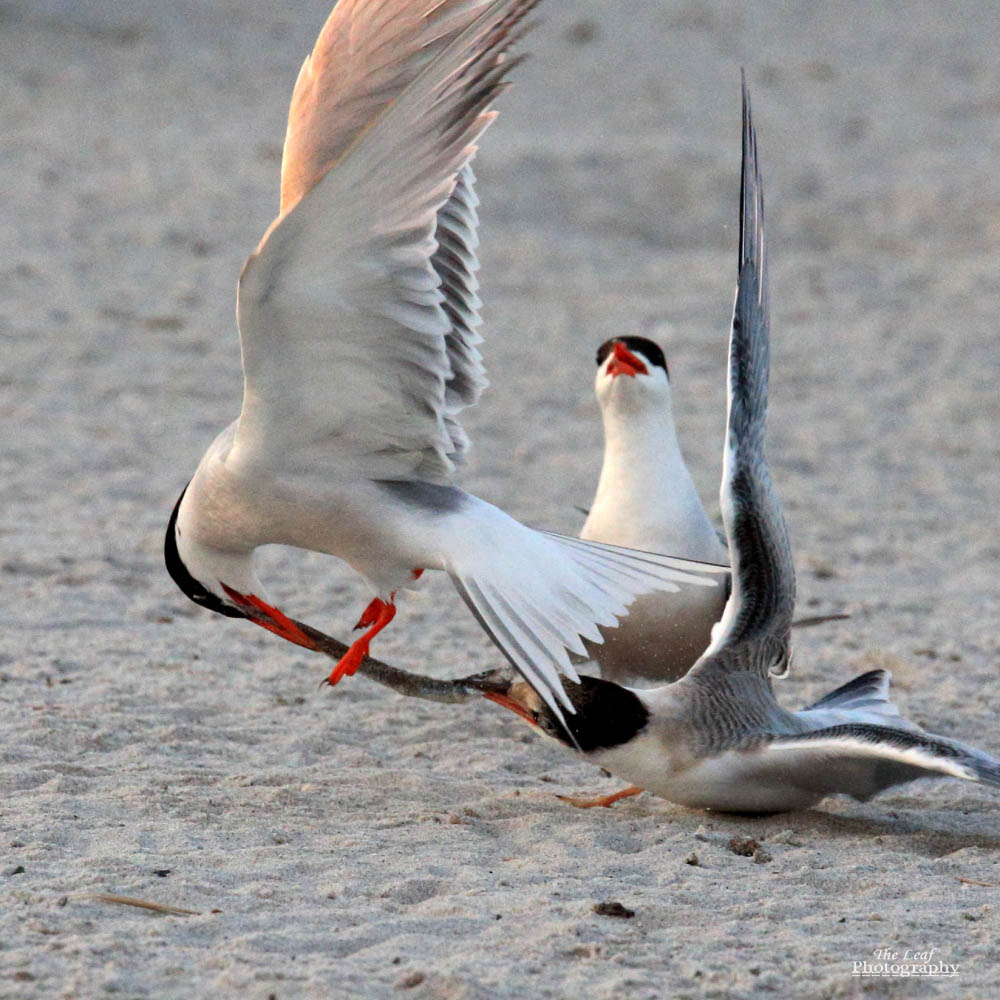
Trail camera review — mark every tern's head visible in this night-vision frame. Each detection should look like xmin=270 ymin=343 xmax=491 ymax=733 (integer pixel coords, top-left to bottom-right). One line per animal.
xmin=594 ymin=336 xmax=670 ymax=415
xmin=485 ymin=676 xmax=650 ymax=754
xmin=164 ymin=487 xmax=247 ymax=621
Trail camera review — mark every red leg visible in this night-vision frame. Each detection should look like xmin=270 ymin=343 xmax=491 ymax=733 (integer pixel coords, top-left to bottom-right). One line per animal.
xmin=326 ymin=595 xmax=397 ymax=686
xmin=221 ymin=584 xmax=317 ymax=650
xmin=354 ymin=596 xmax=385 ymax=631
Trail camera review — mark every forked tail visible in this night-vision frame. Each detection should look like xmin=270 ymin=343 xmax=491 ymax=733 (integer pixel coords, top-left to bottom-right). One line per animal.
xmin=797 ymin=668 xmax=918 ymax=730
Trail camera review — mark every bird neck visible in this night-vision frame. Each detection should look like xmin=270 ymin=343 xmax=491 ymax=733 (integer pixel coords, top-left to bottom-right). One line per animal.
xmin=584 ymin=404 xmax=724 ymax=561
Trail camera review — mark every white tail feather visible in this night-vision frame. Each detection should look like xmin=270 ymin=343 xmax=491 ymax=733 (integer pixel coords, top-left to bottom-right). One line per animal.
xmin=450 ymin=528 xmax=726 ymax=721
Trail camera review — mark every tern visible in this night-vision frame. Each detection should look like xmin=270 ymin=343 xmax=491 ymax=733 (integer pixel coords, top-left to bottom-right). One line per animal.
xmin=485 ymin=81 xmax=1000 ymax=812
xmin=163 ymin=0 xmax=727 ymax=725
xmin=580 ymin=335 xmax=729 ymax=686
xmin=579 ymin=335 xmax=846 ymax=687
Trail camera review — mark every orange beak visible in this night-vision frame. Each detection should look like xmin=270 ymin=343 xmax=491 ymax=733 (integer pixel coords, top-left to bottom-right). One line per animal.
xmin=483 ymin=690 xmax=540 ymax=727
xmin=606 ymin=341 xmax=648 ymax=378
xmin=221 ymin=583 xmax=319 ymax=650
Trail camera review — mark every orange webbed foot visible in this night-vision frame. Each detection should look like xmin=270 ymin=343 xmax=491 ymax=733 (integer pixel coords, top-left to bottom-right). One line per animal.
xmin=326 ymin=595 xmax=396 ymax=687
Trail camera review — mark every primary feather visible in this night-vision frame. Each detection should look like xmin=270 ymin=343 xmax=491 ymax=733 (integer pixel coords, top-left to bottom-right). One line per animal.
xmin=235 ymin=0 xmax=536 ymax=484
xmin=692 ymin=75 xmax=794 ymax=683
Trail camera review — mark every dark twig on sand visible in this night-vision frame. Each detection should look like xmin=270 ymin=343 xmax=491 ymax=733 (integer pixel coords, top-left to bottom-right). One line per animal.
xmin=790 ymin=612 xmax=851 ymax=629
xmin=289 ymin=616 xmax=513 ymax=704
xmin=88 ymin=893 xmax=201 ymax=916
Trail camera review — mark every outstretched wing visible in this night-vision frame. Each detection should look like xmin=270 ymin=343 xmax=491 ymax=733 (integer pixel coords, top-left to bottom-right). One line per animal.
xmin=691 ymin=76 xmax=795 ymax=682
xmin=759 ymin=724 xmax=1000 ymax=801
xmin=279 ymin=2 xmax=492 ymax=424
xmin=233 ymin=0 xmax=536 ymax=483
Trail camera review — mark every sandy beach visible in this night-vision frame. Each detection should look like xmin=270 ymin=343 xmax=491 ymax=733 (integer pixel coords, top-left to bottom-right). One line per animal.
xmin=2 ymin=0 xmax=999 ymax=996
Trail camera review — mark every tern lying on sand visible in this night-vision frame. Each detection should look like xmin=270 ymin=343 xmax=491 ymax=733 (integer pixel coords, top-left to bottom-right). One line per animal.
xmin=485 ymin=81 xmax=1000 ymax=812
xmin=163 ymin=0 xmax=726 ymax=726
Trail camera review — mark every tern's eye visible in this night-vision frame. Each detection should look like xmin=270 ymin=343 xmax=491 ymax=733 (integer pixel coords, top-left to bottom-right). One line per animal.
xmin=595 ymin=339 xmax=615 ymax=367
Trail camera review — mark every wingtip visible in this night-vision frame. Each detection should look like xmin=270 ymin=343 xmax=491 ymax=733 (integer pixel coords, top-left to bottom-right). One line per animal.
xmin=737 ymin=71 xmax=766 ymax=308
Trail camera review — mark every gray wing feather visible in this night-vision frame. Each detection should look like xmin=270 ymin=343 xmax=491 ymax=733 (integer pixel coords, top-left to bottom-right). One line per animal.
xmin=433 ymin=163 xmax=488 ymax=427
xmin=804 ymin=669 xmax=891 ymax=712
xmin=691 ymin=75 xmax=795 ymax=681
xmin=765 ymin=724 xmax=1000 ymax=801
xmin=235 ymin=0 xmax=540 ymax=484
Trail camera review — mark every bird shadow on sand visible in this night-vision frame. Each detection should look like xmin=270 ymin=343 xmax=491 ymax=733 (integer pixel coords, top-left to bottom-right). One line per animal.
xmin=620 ymin=791 xmax=1000 ymax=857
xmin=541 ymin=778 xmax=1000 ymax=856
xmin=789 ymin=802 xmax=1000 ymax=858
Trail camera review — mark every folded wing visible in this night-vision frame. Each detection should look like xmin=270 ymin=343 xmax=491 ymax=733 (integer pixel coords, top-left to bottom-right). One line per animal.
xmin=761 ymin=725 xmax=1000 ymax=800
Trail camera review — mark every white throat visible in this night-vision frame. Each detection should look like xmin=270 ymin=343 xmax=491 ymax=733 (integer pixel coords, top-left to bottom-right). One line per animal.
xmin=582 ymin=389 xmax=726 ymax=564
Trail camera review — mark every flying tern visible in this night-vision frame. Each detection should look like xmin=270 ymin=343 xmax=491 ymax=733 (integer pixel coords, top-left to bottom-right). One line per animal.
xmin=163 ymin=0 xmax=727 ymax=724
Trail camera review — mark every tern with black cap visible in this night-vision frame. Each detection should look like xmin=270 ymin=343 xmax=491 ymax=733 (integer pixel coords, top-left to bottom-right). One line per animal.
xmin=487 ymin=81 xmax=1000 ymax=812
xmin=163 ymin=0 xmax=727 ymax=727
xmin=582 ymin=335 xmax=729 ymax=685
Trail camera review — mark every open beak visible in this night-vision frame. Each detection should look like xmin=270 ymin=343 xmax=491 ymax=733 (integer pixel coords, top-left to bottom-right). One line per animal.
xmin=606 ymin=341 xmax=648 ymax=378
xmin=483 ymin=689 xmax=540 ymax=728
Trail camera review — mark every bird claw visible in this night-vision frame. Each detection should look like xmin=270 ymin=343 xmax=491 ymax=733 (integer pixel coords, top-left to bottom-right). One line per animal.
xmin=353 ymin=596 xmax=386 ymax=631
xmin=325 ymin=648 xmax=363 ymax=687
xmin=325 ymin=599 xmax=396 ymax=687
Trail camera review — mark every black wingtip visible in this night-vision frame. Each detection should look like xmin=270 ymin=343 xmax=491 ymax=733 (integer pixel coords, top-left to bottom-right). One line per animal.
xmin=739 ymin=72 xmax=763 ymax=274
xmin=740 ymin=67 xmax=750 ymax=134
xmin=739 ymin=70 xmax=748 ymax=266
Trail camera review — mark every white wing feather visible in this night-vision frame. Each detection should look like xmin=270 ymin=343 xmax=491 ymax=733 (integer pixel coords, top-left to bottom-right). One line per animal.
xmin=452 ymin=524 xmax=727 ymax=722
xmin=234 ymin=0 xmax=535 ymax=483
xmin=279 ymin=0 xmax=498 ymax=219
